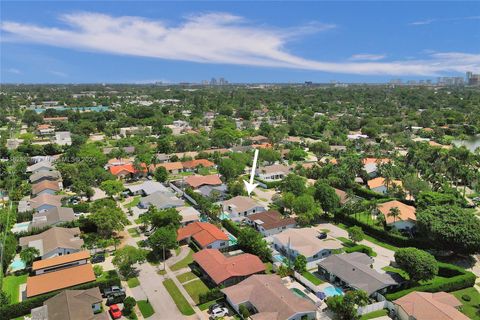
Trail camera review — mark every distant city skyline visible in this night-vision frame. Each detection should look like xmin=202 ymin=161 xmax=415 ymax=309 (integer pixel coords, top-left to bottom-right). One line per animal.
xmin=1 ymin=1 xmax=479 ymax=83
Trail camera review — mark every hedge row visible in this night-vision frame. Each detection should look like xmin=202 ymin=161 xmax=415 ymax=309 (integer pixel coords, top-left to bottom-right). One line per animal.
xmin=385 ymin=264 xmax=476 ymax=301
xmin=344 ymin=244 xmax=377 ymax=257
xmin=254 ymin=178 xmax=282 ymax=189
xmin=198 ymin=287 xmax=224 ymax=304
xmin=221 ymin=219 xmax=241 ymax=237
xmin=352 ymin=185 xmax=388 ymax=200
xmin=0 ymin=270 xmax=121 ymax=319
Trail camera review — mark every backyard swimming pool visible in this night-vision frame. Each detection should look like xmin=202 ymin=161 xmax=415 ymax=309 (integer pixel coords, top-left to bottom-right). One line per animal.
xmin=323 ymin=285 xmax=344 ymax=297
xmin=9 ymin=257 xmax=26 ymax=272
xmin=11 ymin=222 xmax=31 ymax=233
xmin=273 ymin=254 xmax=287 ymax=264
xmin=228 ymin=233 xmax=237 ymax=246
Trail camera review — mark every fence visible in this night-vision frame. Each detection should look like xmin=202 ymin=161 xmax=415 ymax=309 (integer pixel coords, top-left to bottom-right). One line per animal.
xmin=357 ymin=294 xmax=395 ymax=316
xmin=293 ymin=271 xmax=321 ymax=294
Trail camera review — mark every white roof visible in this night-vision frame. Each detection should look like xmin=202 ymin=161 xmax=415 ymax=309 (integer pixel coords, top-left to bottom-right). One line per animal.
xmin=273 ymin=228 xmax=343 ymax=257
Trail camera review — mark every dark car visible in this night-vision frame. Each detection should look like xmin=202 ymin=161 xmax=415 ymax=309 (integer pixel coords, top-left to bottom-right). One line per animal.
xmin=102 ymin=286 xmax=126 ymax=298
xmin=106 ymin=292 xmax=126 ymax=306
xmin=91 ymin=254 xmax=105 ymax=264
xmin=317 ymin=232 xmax=327 ymax=240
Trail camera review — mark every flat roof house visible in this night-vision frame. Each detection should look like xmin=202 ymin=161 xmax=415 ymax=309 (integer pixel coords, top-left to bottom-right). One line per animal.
xmin=19 ymin=227 xmax=83 ymax=260
xmin=256 ymin=164 xmax=291 ymax=181
xmin=177 ymin=222 xmax=229 ymax=249
xmin=376 ymin=200 xmax=417 ymax=231
xmin=394 ymin=291 xmax=469 ymax=320
xmin=31 ymin=287 xmax=108 ymax=320
xmin=317 ymin=252 xmax=398 ymax=296
xmin=222 ymin=196 xmax=266 ymax=221
xmin=222 ymin=274 xmax=317 ymax=320
xmin=246 ymin=210 xmax=296 ymax=236
xmin=193 ymin=249 xmax=265 ymax=286
xmin=273 ymin=228 xmax=342 ymax=267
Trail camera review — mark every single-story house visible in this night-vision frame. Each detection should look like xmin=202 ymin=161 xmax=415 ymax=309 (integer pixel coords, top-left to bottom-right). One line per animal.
xmin=185 ymin=174 xmax=222 ymax=189
xmin=177 ymin=206 xmax=201 ymax=226
xmin=37 ymin=124 xmax=55 ymax=135
xmin=150 ymin=162 xmax=184 ymax=174
xmin=155 ymin=153 xmax=171 ymax=163
xmin=29 ymin=207 xmax=76 ymax=231
xmin=177 ymin=222 xmax=229 ymax=249
xmin=222 ymin=274 xmax=317 ymax=320
xmin=138 ymin=191 xmax=184 ymax=210
xmin=31 ymin=180 xmax=61 ymax=196
xmin=106 ymin=157 xmax=134 ymax=168
xmin=102 ymin=146 xmax=136 ymax=155
xmin=19 ymin=227 xmax=83 ymax=260
xmin=246 ymin=210 xmax=296 ymax=236
xmin=31 ymin=287 xmax=107 ymax=320
xmin=27 ymin=160 xmax=54 ymax=173
xmin=222 ymin=196 xmax=266 ymax=221
xmin=109 ymin=163 xmax=147 ymax=179
xmin=182 ymin=159 xmax=215 ymax=171
xmin=54 ymin=131 xmax=72 ymax=146
xmin=197 ymin=184 xmax=228 ymax=199
xmin=376 ymin=200 xmax=417 ymax=230
xmin=272 ymin=228 xmax=342 ymax=266
xmin=367 ymin=177 xmax=403 ymax=194
xmin=256 ymin=164 xmax=291 ymax=181
xmin=249 ymin=135 xmax=270 ymax=144
xmin=19 ymin=194 xmax=65 ymax=213
xmin=394 ymin=291 xmax=469 ymax=320
xmin=317 ymin=252 xmax=398 ymax=296
xmin=362 ymin=158 xmax=391 ymax=178
xmin=127 ymin=181 xmax=170 ymax=196
xmin=193 ymin=249 xmax=265 ymax=286
xmin=29 ymin=170 xmax=62 ymax=184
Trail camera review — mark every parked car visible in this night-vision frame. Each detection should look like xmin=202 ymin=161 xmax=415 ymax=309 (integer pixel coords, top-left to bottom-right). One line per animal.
xmin=106 ymin=292 xmax=126 ymax=306
xmin=144 ymin=226 xmax=157 ymax=236
xmin=91 ymin=254 xmax=105 ymax=264
xmin=317 ymin=232 xmax=327 ymax=240
xmin=208 ymin=303 xmax=225 ymax=313
xmin=109 ymin=304 xmax=122 ymax=319
xmin=210 ymin=307 xmax=229 ymax=319
xmin=102 ymin=285 xmax=125 ymax=298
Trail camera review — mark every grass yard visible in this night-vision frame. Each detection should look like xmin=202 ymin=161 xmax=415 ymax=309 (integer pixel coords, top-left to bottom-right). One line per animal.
xmin=2 ymin=273 xmax=27 ymax=303
xmin=183 ymin=279 xmax=210 ymax=304
xmin=127 ymin=277 xmax=140 ymax=288
xmin=134 ymin=218 xmax=143 ymax=225
xmin=125 ymin=196 xmax=141 ymax=209
xmin=162 ymin=279 xmax=195 ymax=316
xmin=301 ymin=271 xmax=324 ymax=286
xmin=137 ymin=300 xmax=155 ymax=318
xmin=127 ymin=227 xmax=141 ymax=238
xmin=157 ymin=269 xmax=167 ymax=275
xmin=198 ymin=299 xmax=222 ymax=311
xmin=382 ymin=266 xmax=410 ymax=281
xmin=170 ymin=248 xmax=194 ymax=271
xmin=177 ymin=271 xmax=198 ymax=283
xmin=359 ymin=309 xmax=389 ymax=320
xmin=452 ymin=287 xmax=480 ymax=320
xmin=265 ymin=262 xmax=274 ymax=274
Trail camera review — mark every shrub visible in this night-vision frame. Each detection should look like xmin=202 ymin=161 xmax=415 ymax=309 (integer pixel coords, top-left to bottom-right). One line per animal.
xmin=461 ymin=294 xmax=471 ymax=302
xmin=239 ymin=304 xmax=250 ymax=318
xmin=93 ymin=265 xmax=104 ymax=277
xmin=345 ymin=244 xmax=376 ymax=257
xmin=221 ymin=219 xmax=241 ymax=237
xmin=198 ymin=288 xmax=223 ymax=304
xmin=123 ymin=296 xmax=137 ymax=315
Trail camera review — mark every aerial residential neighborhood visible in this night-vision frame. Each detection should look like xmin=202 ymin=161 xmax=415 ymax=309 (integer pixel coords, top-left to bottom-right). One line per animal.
xmin=1 ymin=2 xmax=480 ymax=320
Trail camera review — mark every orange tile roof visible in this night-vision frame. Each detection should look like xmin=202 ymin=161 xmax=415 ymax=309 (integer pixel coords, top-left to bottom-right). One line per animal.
xmin=150 ymin=162 xmax=184 ymax=172
xmin=27 ymin=263 xmax=96 ymax=297
xmin=367 ymin=177 xmax=402 ymax=189
xmin=109 ymin=163 xmax=146 ymax=176
xmin=193 ymin=249 xmax=265 ymax=285
xmin=177 ymin=222 xmax=229 ymax=248
xmin=377 ymin=200 xmax=416 ymax=225
xmin=185 ymin=174 xmax=222 ymax=188
xmin=182 ymin=159 xmax=215 ymax=169
xmin=252 ymin=143 xmax=272 ymax=149
xmin=32 ymin=250 xmax=90 ymax=271
xmin=37 ymin=124 xmax=53 ymax=130
xmin=362 ymin=157 xmax=390 ymax=165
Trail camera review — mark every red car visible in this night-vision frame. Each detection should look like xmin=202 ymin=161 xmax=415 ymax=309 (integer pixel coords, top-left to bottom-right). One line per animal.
xmin=109 ymin=304 xmax=122 ymax=319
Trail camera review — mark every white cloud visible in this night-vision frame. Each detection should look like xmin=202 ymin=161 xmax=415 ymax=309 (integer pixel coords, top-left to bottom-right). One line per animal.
xmin=7 ymin=68 xmax=22 ymax=74
xmin=409 ymin=16 xmax=480 ymax=26
xmin=349 ymin=54 xmax=386 ymax=61
xmin=1 ymin=12 xmax=479 ymax=76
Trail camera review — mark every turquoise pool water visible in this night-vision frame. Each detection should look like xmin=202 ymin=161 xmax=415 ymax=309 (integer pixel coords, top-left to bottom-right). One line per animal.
xmin=219 ymin=212 xmax=230 ymax=220
xmin=10 ymin=257 xmax=26 ymax=271
xmin=273 ymin=254 xmax=287 ymax=264
xmin=323 ymin=285 xmax=344 ymax=297
xmin=12 ymin=222 xmax=31 ymax=233
xmin=228 ymin=233 xmax=237 ymax=245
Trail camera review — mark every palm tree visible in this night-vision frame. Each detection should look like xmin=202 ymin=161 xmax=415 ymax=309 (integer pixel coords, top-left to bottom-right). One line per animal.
xmin=388 ymin=206 xmax=401 ymax=224
xmin=20 ymin=247 xmax=40 ymax=268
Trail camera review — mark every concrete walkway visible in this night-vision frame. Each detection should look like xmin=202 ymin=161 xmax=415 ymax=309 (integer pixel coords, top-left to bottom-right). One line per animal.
xmin=167 ymin=245 xmax=191 ymax=266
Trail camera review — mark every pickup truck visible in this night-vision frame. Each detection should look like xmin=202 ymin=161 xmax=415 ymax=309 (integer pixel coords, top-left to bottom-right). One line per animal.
xmin=102 ymin=286 xmax=126 ymax=298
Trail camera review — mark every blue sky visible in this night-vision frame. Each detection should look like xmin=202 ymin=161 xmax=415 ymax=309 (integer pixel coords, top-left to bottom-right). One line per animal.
xmin=1 ymin=1 xmax=479 ymax=83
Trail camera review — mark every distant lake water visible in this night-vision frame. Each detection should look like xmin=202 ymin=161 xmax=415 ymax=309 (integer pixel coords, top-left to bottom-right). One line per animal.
xmin=452 ymin=134 xmax=480 ymax=152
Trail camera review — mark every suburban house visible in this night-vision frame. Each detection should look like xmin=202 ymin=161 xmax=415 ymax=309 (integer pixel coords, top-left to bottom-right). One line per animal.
xmin=155 ymin=153 xmax=171 ymax=163
xmin=256 ymin=164 xmax=291 ymax=181
xmin=394 ymin=291 xmax=469 ymax=320
xmin=177 ymin=206 xmax=201 ymax=226
xmin=150 ymin=162 xmax=184 ymax=174
xmin=317 ymin=252 xmax=398 ymax=296
xmin=367 ymin=177 xmax=403 ymax=194
xmin=127 ymin=181 xmax=170 ymax=196
xmin=26 ymin=251 xmax=96 ymax=298
xmin=54 ymin=131 xmax=72 ymax=146
xmin=37 ymin=124 xmax=55 ymax=135
xmin=376 ymin=200 xmax=417 ymax=230
xmin=222 ymin=274 xmax=317 ymax=320
xmin=31 ymin=180 xmax=61 ymax=196
xmin=18 ymin=194 xmax=65 ymax=213
xmin=272 ymin=228 xmax=343 ymax=267
xmin=362 ymin=158 xmax=391 ymax=178
xmin=222 ymin=196 xmax=266 ymax=221
xmin=102 ymin=146 xmax=136 ymax=155
xmin=119 ymin=126 xmax=152 ymax=137
xmin=177 ymin=222 xmax=229 ymax=249
xmin=27 ymin=160 xmax=54 ymax=173
xmin=29 ymin=207 xmax=76 ymax=231
xmin=245 ymin=210 xmax=296 ymax=236
xmin=138 ymin=191 xmax=184 ymax=210
xmin=30 ymin=287 xmax=107 ymax=320
xmin=106 ymin=157 xmax=134 ymax=168
xmin=182 ymin=159 xmax=215 ymax=172
xmin=193 ymin=249 xmax=265 ymax=286
xmin=29 ymin=170 xmax=62 ymax=184
xmin=185 ymin=174 xmax=227 ymax=198
xmin=109 ymin=163 xmax=147 ymax=179
xmin=19 ymin=227 xmax=83 ymax=260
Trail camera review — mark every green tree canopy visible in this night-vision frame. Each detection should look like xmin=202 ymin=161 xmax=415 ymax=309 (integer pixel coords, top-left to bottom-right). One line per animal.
xmin=394 ymin=247 xmax=438 ymax=282
xmin=237 ymin=227 xmax=272 ymax=261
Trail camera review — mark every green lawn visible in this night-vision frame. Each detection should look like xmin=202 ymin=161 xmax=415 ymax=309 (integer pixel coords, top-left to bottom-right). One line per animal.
xmin=134 ymin=218 xmax=143 ymax=225
xmin=265 ymin=262 xmax=274 ymax=274
xmin=125 ymin=196 xmax=141 ymax=209
xmin=157 ymin=269 xmax=167 ymax=275
xmin=162 ymin=279 xmax=195 ymax=315
xmin=137 ymin=300 xmax=155 ymax=318
xmin=170 ymin=248 xmax=194 ymax=271
xmin=177 ymin=271 xmax=198 ymax=283
xmin=335 ymin=222 xmax=399 ymax=252
xmin=2 ymin=274 xmax=27 ymax=303
xmin=127 ymin=227 xmax=141 ymax=238
xmin=198 ymin=299 xmax=222 ymax=311
xmin=183 ymin=279 xmax=210 ymax=304
xmin=452 ymin=287 xmax=480 ymax=320
xmin=127 ymin=277 xmax=140 ymax=288
xmin=359 ymin=309 xmax=388 ymax=320
xmin=301 ymin=271 xmax=324 ymax=286
xmin=382 ymin=266 xmax=410 ymax=281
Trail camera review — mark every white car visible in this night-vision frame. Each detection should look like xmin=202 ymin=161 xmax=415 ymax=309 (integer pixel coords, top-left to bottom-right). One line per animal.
xmin=210 ymin=307 xmax=229 ymax=319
